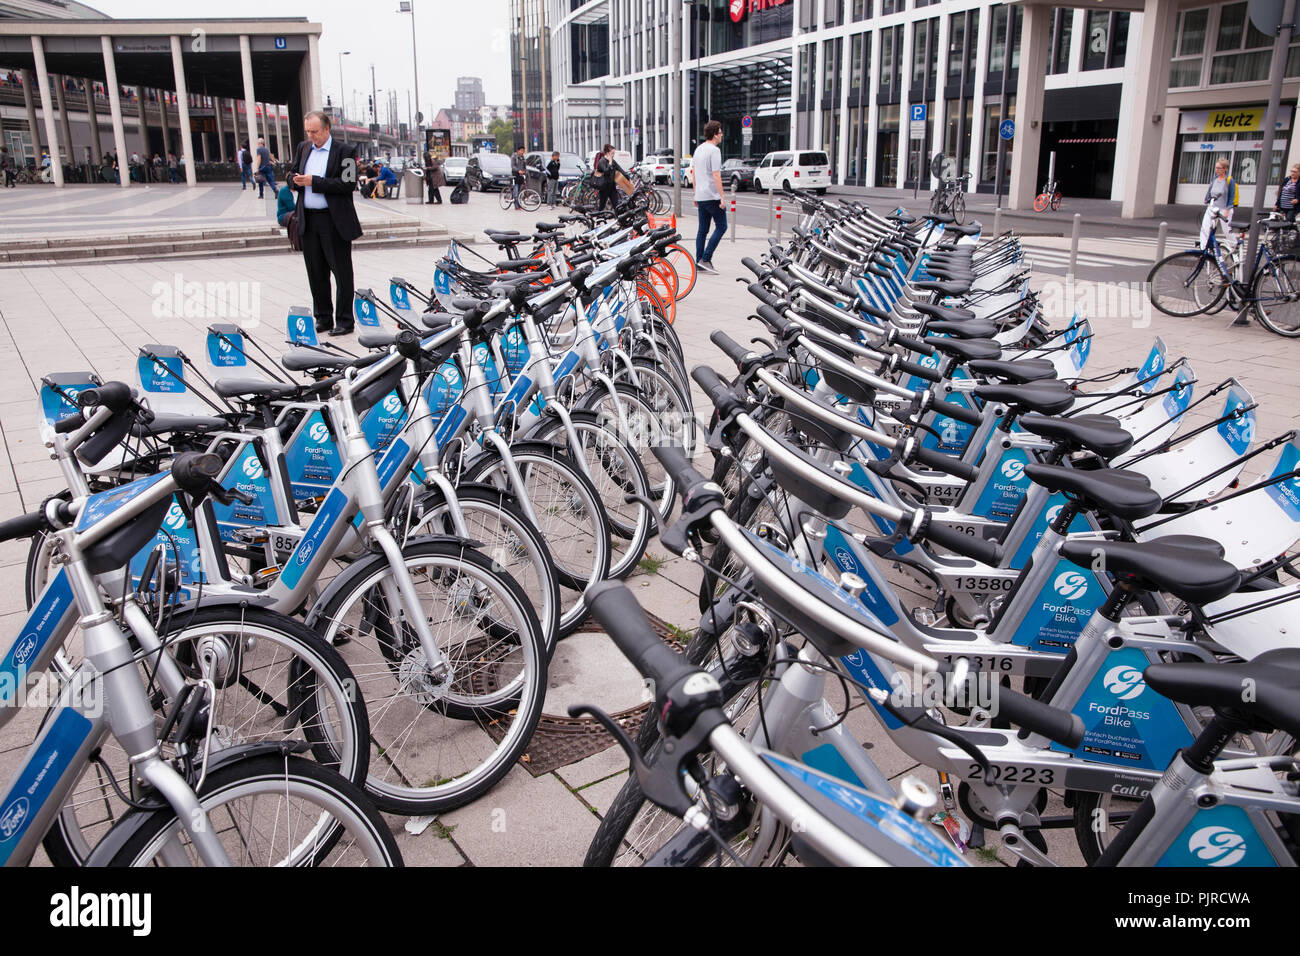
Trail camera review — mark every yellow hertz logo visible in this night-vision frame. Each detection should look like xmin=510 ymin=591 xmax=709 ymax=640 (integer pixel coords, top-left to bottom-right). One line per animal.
xmin=1205 ymin=109 xmax=1263 ymax=133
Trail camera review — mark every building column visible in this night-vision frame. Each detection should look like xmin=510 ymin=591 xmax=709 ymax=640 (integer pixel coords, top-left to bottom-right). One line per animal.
xmin=1287 ymin=88 xmax=1300 ymax=171
xmin=273 ymin=103 xmax=284 ymax=159
xmin=239 ymin=35 xmax=260 ymax=172
xmin=100 ymin=38 xmax=130 ymax=187
xmin=21 ymin=69 xmax=42 ymax=162
xmin=159 ymin=90 xmax=172 ymax=160
xmin=837 ymin=41 xmax=851 ymax=187
xmin=1007 ymin=3 xmax=1051 ymax=211
xmin=864 ymin=29 xmax=878 ymax=186
xmin=201 ymin=130 xmax=210 ymax=162
xmin=84 ymin=77 xmax=102 ymax=164
xmin=897 ymin=23 xmax=913 ymax=188
xmin=54 ymin=77 xmax=73 ymax=165
xmin=812 ymin=41 xmax=823 ymax=158
xmin=136 ymin=85 xmax=149 ymax=160
xmin=932 ymin=14 xmax=950 ymax=191
xmin=30 ymin=37 xmax=64 ymax=186
xmin=1119 ymin=0 xmax=1177 ymax=218
xmin=169 ymin=36 xmax=196 ymax=186
xmin=969 ymin=5 xmax=991 ymax=192
xmin=214 ymin=95 xmax=226 ymax=161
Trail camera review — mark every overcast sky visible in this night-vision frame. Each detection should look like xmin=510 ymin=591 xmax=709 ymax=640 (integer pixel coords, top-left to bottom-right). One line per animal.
xmin=90 ymin=0 xmax=513 ymax=123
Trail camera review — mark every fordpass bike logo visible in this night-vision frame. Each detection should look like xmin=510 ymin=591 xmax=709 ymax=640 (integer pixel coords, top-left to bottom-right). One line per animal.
xmin=308 ymin=422 xmax=330 ymax=443
xmin=241 ymin=456 xmax=264 ymax=480
xmin=1000 ymin=459 xmax=1026 ymax=481
xmin=1053 ymin=570 xmax=1088 ymax=600
xmin=163 ymin=502 xmax=187 ymax=530
xmin=0 ymin=797 xmax=29 ymax=841
xmin=382 ymin=394 xmax=403 ymax=414
xmin=1103 ymin=664 xmax=1146 ymax=700
xmin=218 ymin=338 xmax=232 ymax=353
xmin=1044 ymin=504 xmax=1064 ymax=525
xmin=1187 ymin=825 xmax=1247 ymax=866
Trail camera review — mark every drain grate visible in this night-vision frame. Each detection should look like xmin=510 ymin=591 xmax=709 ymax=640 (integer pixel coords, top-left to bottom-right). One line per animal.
xmin=478 ymin=611 xmax=683 ymax=776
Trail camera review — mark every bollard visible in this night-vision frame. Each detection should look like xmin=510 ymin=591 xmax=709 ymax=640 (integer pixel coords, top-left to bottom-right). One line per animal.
xmin=776 ymin=203 xmax=783 ymax=242
xmin=1067 ymin=212 xmax=1082 ymax=282
xmin=728 ymin=180 xmax=738 ymax=243
xmin=1155 ymin=220 xmax=1168 ymax=263
xmin=767 ymin=185 xmax=775 ymax=235
xmin=993 ymin=207 xmax=1002 ymax=237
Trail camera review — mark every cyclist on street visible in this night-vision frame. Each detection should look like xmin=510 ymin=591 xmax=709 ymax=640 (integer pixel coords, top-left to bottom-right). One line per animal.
xmin=1199 ymin=157 xmax=1238 ymax=249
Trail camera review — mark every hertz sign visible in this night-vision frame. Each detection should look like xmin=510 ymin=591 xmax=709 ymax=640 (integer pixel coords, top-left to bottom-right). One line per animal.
xmin=730 ymin=0 xmax=788 ymax=22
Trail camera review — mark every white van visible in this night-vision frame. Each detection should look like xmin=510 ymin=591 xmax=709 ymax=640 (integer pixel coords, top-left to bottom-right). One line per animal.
xmin=752 ymin=150 xmax=831 ymax=194
xmin=587 ymin=148 xmax=635 ymax=175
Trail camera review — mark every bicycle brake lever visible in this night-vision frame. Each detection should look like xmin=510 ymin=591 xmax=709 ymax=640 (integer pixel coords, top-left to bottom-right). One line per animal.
xmin=623 ymin=494 xmax=660 ymax=536
xmin=566 ymin=702 xmax=712 ymax=822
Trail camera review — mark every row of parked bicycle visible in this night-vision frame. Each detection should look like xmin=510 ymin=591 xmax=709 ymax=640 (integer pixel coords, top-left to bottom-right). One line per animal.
xmin=0 ymin=202 xmax=696 ymax=865
xmin=2 ymin=185 xmax=1296 ymax=867
xmin=580 ymin=193 xmax=1300 ymax=867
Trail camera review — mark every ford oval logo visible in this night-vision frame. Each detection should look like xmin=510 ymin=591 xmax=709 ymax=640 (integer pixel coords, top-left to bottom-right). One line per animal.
xmin=11 ymin=634 xmax=38 ymax=667
xmin=0 ymin=797 xmax=30 ymax=841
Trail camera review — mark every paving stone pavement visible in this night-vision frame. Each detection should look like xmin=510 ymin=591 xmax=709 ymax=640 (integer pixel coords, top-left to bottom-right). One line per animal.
xmin=0 ymin=191 xmax=1294 ymax=867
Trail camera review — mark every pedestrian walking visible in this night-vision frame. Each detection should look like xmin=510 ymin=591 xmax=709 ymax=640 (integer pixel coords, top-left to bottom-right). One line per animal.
xmin=1274 ymin=164 xmax=1300 ymax=224
xmin=546 ymin=151 xmax=561 ymax=207
xmin=167 ymin=151 xmax=178 ymax=184
xmin=596 ymin=145 xmax=620 ymax=211
xmin=693 ymin=120 xmax=726 ymax=274
xmin=0 ymin=146 xmax=15 ymax=188
xmin=1199 ymin=158 xmax=1237 ymax=249
xmin=255 ymin=137 xmax=276 ymax=197
xmin=239 ymin=142 xmax=254 ymax=190
xmin=425 ymin=148 xmax=444 ymax=204
xmin=290 ymin=110 xmax=363 ymax=337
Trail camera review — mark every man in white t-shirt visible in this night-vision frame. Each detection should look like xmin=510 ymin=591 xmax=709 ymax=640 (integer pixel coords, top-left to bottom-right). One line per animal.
xmin=692 ymin=120 xmax=726 ymax=274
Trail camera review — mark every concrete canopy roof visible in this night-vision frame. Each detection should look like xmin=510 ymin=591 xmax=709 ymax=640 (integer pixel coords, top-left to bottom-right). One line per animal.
xmin=0 ymin=18 xmax=320 ymax=101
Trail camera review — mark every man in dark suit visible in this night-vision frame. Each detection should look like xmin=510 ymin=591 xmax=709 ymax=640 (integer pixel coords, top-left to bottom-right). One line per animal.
xmin=289 ymin=110 xmax=363 ymax=336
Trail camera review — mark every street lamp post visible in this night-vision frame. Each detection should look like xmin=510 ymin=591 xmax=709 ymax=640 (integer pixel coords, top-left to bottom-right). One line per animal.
xmin=398 ymin=1 xmax=421 ymax=144
xmin=671 ymin=0 xmax=682 ymax=216
xmin=338 ymin=50 xmax=351 ymax=143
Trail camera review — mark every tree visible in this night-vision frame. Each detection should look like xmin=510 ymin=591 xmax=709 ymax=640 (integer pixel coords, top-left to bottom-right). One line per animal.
xmin=486 ymin=117 xmax=513 ymax=154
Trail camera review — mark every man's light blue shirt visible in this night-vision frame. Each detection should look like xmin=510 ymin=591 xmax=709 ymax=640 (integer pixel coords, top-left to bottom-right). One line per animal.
xmin=303 ymin=137 xmax=331 ymax=209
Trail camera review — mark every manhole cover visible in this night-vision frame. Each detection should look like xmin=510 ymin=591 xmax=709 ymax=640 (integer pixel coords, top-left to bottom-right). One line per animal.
xmin=474 ymin=611 xmax=684 ymax=776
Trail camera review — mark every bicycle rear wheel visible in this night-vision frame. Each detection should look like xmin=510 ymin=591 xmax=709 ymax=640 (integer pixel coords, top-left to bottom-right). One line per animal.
xmin=663 ymin=244 xmax=697 ymax=300
xmin=952 ymin=192 xmax=966 ymax=224
xmin=498 ymin=189 xmax=514 ymax=210
xmin=1251 ymin=254 xmax=1300 ymax=337
xmin=520 ymin=188 xmax=542 ymax=212
xmin=1147 ymin=251 xmax=1224 ymax=317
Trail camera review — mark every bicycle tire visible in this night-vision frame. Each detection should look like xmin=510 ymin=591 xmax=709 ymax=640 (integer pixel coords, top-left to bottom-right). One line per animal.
xmin=104 ymin=755 xmax=401 ymax=866
xmin=498 ymin=189 xmax=514 ymax=210
xmin=460 ymin=440 xmax=612 ymax=594
xmin=311 ymin=537 xmax=547 ymax=813
xmin=41 ymin=604 xmax=370 ymax=866
xmin=521 ymin=409 xmax=653 ymax=581
xmin=1050 ymin=191 xmax=1062 ymax=212
xmin=1251 ymin=254 xmax=1300 ymax=337
xmin=1146 ymin=251 xmax=1225 ymax=317
xmin=1033 ymin=194 xmax=1048 ymax=213
xmin=663 ymin=244 xmax=697 ymax=300
xmin=952 ymin=191 xmax=966 ymax=224
xmin=406 ymin=483 xmax=563 ymax=653
xmin=520 ymin=188 xmax=542 ymax=212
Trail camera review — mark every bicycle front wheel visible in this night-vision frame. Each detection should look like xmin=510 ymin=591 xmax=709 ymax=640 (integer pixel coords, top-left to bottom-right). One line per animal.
xmin=499 ymin=189 xmax=515 ymax=210
xmin=312 ymin=538 xmax=547 ymax=813
xmin=952 ymin=191 xmax=966 ymax=224
xmin=1147 ymin=251 xmax=1224 ymax=317
xmin=1251 ymin=254 xmax=1300 ymax=336
xmin=105 ymin=755 xmax=401 ymax=866
xmin=42 ymin=605 xmax=369 ymax=867
xmin=520 ymin=188 xmax=541 ymax=212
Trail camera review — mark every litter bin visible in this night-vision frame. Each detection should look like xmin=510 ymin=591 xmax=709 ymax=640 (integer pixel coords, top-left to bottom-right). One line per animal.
xmin=404 ymin=167 xmax=424 ymax=204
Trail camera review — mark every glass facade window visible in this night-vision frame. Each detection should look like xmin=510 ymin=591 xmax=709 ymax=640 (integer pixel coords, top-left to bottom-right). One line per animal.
xmin=1049 ymin=8 xmax=1073 ymax=74
xmin=876 ymin=103 xmax=899 ymax=186
xmin=1081 ymin=11 xmax=1129 ymax=70
xmin=1211 ymin=2 xmax=1277 ymax=84
xmin=881 ymin=0 xmax=902 ymax=15
xmin=980 ymin=96 xmax=1015 ymax=185
xmin=988 ymin=5 xmax=1022 ymax=75
xmin=853 ymin=0 xmax=871 ymax=21
xmin=944 ymin=98 xmax=973 ymax=178
xmin=911 ymin=18 xmax=938 ymax=91
xmin=948 ymin=12 xmax=966 ymax=78
xmin=1170 ymin=7 xmax=1208 ymax=87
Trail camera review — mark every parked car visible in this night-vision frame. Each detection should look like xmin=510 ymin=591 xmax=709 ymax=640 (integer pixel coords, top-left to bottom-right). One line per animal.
xmin=679 ymin=156 xmax=694 ymax=188
xmin=752 ymin=150 xmax=831 ymax=194
xmin=721 ymin=157 xmax=761 ymax=191
xmin=465 ymin=151 xmax=514 ymax=192
xmin=525 ymin=150 xmax=586 ymax=182
xmin=441 ymin=156 xmax=468 ymax=184
xmin=634 ymin=155 xmax=674 ymax=184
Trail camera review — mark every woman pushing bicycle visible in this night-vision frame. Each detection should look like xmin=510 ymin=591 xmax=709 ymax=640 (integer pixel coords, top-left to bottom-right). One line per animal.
xmin=1199 ymin=157 xmax=1238 ymax=249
